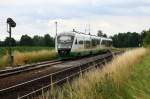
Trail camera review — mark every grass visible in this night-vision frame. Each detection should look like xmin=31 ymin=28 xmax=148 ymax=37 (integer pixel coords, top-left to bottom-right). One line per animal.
xmin=41 ymin=48 xmax=149 ymax=99
xmin=0 ymin=46 xmax=53 ymax=57
xmin=0 ymin=47 xmax=57 ymax=69
xmin=0 ymin=47 xmax=122 ymax=69
xmin=126 ymin=49 xmax=150 ymax=98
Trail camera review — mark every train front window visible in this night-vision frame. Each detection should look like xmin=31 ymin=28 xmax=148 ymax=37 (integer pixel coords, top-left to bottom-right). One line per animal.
xmin=57 ymin=35 xmax=74 ymax=48
xmin=58 ymin=35 xmax=74 ymax=43
xmin=59 ymin=36 xmax=70 ymax=42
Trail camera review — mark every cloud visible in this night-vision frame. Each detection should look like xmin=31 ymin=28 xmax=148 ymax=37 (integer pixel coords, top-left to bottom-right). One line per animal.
xmin=49 ymin=16 xmax=150 ymax=35
xmin=0 ymin=0 xmax=150 ymax=40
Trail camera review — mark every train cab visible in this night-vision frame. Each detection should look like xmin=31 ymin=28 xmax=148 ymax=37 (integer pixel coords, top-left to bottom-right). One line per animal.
xmin=56 ymin=32 xmax=75 ymax=56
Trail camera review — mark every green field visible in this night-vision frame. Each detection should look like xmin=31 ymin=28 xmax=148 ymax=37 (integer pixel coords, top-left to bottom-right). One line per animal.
xmin=0 ymin=46 xmax=54 ymax=57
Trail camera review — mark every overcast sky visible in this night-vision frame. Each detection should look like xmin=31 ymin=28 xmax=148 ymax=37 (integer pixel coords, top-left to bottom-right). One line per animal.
xmin=0 ymin=0 xmax=150 ymax=40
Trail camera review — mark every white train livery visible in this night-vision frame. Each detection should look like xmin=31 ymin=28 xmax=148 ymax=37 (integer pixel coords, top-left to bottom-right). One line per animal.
xmin=55 ymin=30 xmax=112 ymax=57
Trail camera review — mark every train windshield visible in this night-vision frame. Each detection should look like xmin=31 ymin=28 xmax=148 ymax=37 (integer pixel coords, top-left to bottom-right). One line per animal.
xmin=57 ymin=35 xmax=74 ymax=48
xmin=59 ymin=36 xmax=72 ymax=42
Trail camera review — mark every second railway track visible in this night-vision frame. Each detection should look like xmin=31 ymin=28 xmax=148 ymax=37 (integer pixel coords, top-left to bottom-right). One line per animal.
xmin=0 ymin=60 xmax=62 ymax=78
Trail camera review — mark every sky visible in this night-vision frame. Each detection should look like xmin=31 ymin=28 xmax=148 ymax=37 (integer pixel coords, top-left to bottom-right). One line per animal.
xmin=0 ymin=0 xmax=150 ymax=40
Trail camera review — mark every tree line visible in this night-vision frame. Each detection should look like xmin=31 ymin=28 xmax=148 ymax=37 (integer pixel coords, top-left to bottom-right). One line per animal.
xmin=142 ymin=29 xmax=150 ymax=47
xmin=0 ymin=34 xmax=55 ymax=47
xmin=111 ymin=32 xmax=142 ymax=48
xmin=0 ymin=29 xmax=149 ymax=48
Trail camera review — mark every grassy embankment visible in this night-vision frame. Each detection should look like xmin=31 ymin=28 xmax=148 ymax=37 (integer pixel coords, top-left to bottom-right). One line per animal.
xmin=0 ymin=47 xmax=57 ymax=69
xmin=42 ymin=48 xmax=149 ymax=99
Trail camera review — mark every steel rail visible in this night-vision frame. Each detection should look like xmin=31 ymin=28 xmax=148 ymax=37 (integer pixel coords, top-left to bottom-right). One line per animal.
xmin=0 ymin=53 xmax=112 ymax=92
xmin=0 ymin=60 xmax=62 ymax=78
xmin=18 ymin=56 xmax=112 ymax=99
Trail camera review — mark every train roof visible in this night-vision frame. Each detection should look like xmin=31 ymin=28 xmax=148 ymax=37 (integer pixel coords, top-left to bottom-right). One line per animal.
xmin=58 ymin=30 xmax=112 ymax=41
xmin=58 ymin=31 xmax=75 ymax=36
xmin=100 ymin=37 xmax=112 ymax=41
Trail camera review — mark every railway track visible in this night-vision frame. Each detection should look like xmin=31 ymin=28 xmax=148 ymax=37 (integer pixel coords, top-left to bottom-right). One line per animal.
xmin=0 ymin=53 xmax=106 ymax=78
xmin=0 ymin=60 xmax=62 ymax=78
xmin=0 ymin=51 xmax=123 ymax=99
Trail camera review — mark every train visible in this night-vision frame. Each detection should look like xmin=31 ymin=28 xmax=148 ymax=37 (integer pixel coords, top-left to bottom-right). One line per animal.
xmin=55 ymin=29 xmax=112 ymax=57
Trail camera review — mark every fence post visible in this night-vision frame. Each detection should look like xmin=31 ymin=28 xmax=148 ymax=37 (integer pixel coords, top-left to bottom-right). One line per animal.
xmin=87 ymin=63 xmax=90 ymax=72
xmin=104 ymin=58 xmax=107 ymax=65
xmin=94 ymin=62 xmax=97 ymax=68
xmin=112 ymin=52 xmax=115 ymax=59
xmin=42 ymin=87 xmax=44 ymax=99
xmin=66 ymin=76 xmax=69 ymax=84
xmin=80 ymin=66 xmax=82 ymax=78
xmin=50 ymin=74 xmax=53 ymax=96
xmin=66 ymin=76 xmax=73 ymax=99
xmin=17 ymin=95 xmax=20 ymax=99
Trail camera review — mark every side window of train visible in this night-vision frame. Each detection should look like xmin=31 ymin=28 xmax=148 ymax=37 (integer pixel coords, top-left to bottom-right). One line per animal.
xmin=85 ymin=40 xmax=90 ymax=48
xmin=79 ymin=40 xmax=83 ymax=44
xmin=75 ymin=39 xmax=78 ymax=44
xmin=101 ymin=40 xmax=112 ymax=47
xmin=110 ymin=41 xmax=112 ymax=46
xmin=108 ymin=41 xmax=112 ymax=47
xmin=101 ymin=40 xmax=106 ymax=45
xmin=96 ymin=39 xmax=100 ymax=45
xmin=92 ymin=39 xmax=96 ymax=47
xmin=71 ymin=36 xmax=74 ymax=41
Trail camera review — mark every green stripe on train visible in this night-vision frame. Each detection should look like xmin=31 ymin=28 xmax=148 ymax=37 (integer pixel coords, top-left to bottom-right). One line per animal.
xmin=61 ymin=49 xmax=109 ymax=58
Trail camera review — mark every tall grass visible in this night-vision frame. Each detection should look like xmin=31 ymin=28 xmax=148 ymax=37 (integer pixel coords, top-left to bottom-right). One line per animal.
xmin=0 ymin=50 xmax=57 ymax=68
xmin=0 ymin=47 xmax=53 ymax=57
xmin=46 ymin=48 xmax=147 ymax=99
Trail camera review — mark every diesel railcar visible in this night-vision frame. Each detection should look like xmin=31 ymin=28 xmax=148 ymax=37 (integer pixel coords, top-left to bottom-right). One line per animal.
xmin=55 ymin=30 xmax=112 ymax=57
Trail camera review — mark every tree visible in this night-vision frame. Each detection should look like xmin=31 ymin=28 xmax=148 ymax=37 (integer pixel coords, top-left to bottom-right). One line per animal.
xmin=103 ymin=34 xmax=107 ymax=38
xmin=33 ymin=35 xmax=45 ymax=46
xmin=141 ymin=30 xmax=147 ymax=43
xmin=97 ymin=30 xmax=107 ymax=37
xmin=112 ymin=32 xmax=141 ymax=48
xmin=143 ymin=29 xmax=150 ymax=46
xmin=97 ymin=30 xmax=103 ymax=37
xmin=0 ymin=40 xmax=2 ymax=47
xmin=129 ymin=32 xmax=141 ymax=47
xmin=44 ymin=34 xmax=54 ymax=47
xmin=4 ymin=37 xmax=16 ymax=47
xmin=20 ymin=35 xmax=33 ymax=46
